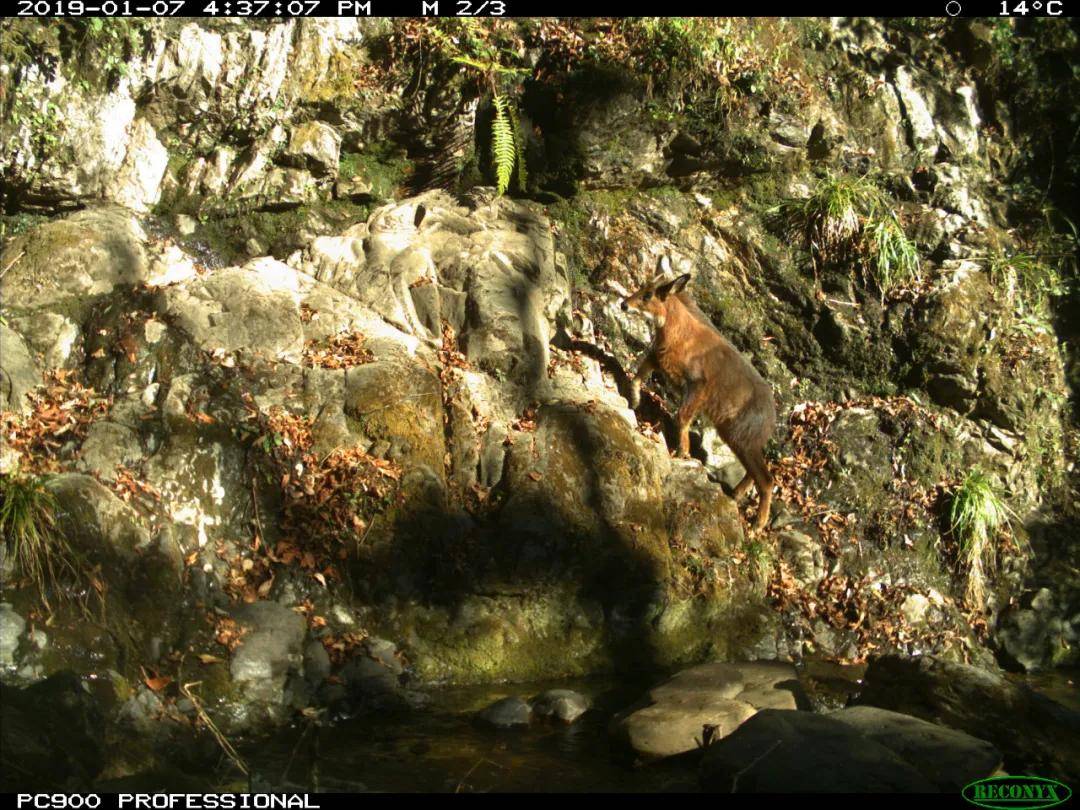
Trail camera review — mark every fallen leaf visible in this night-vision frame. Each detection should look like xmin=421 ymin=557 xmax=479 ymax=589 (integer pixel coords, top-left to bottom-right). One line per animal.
xmin=141 ymin=667 xmax=172 ymax=692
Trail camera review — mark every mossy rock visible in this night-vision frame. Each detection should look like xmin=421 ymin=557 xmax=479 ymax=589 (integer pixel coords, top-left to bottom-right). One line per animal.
xmin=343 ymin=358 xmax=446 ymax=479
xmin=0 ymin=206 xmax=148 ymax=325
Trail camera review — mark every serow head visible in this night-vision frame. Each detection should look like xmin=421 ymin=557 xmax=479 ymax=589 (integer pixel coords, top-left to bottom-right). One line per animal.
xmin=621 ymin=262 xmax=691 ymax=325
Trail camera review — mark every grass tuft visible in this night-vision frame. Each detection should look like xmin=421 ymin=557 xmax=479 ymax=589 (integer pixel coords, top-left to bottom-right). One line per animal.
xmin=949 ymin=470 xmax=1013 ymax=608
xmin=986 ymin=250 xmax=1066 ymax=316
xmin=771 ymin=172 xmax=922 ymax=298
xmin=863 ymin=213 xmax=921 ymax=298
xmin=0 ymin=473 xmax=83 ymax=612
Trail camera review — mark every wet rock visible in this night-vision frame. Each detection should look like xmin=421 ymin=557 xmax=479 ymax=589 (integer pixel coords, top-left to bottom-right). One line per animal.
xmin=828 ymin=706 xmax=1001 ymax=791
xmin=531 ymin=689 xmax=590 ymax=724
xmin=0 ymin=672 xmax=105 ymax=791
xmin=479 ymin=696 xmax=532 ymax=728
xmin=227 ymin=601 xmax=307 ymax=730
xmin=612 ymin=661 xmax=806 ymax=760
xmin=997 ymin=586 xmax=1080 ymax=671
xmin=700 ymin=709 xmax=937 ymax=792
xmin=339 ymin=655 xmax=400 ymax=702
xmin=853 ymin=655 xmax=1080 ymax=782
xmin=0 ymin=603 xmax=26 ymax=670
xmin=303 ymin=640 xmax=332 ymax=685
xmin=363 ymin=637 xmax=403 ymax=676
xmin=116 ymin=686 xmax=168 ymax=736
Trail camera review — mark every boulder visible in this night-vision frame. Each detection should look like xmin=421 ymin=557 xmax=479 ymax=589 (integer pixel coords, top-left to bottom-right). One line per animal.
xmin=282 ymin=121 xmax=342 ymax=176
xmin=47 ymin=474 xmax=151 ymax=559
xmin=479 ymin=696 xmax=532 ymax=728
xmin=0 ymin=206 xmax=148 ymax=326
xmin=226 ymin=601 xmax=308 ymax=730
xmin=0 ymin=672 xmax=106 ymax=791
xmin=853 ymin=655 xmax=1080 ymax=782
xmin=612 ymin=661 xmax=806 ymax=760
xmin=828 ymin=706 xmax=1001 ymax=791
xmin=531 ymin=689 xmax=590 ymax=724
xmin=700 ymin=709 xmax=937 ymax=792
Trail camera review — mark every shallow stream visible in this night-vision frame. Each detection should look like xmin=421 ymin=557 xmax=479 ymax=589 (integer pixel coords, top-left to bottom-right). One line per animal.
xmin=239 ymin=666 xmax=1078 ymax=793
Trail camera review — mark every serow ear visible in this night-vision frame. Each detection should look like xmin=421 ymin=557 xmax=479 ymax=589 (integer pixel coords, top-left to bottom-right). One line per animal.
xmin=656 ymin=273 xmax=691 ymax=300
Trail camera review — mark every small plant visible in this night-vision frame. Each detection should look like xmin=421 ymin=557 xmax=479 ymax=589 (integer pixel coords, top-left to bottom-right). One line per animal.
xmin=0 ymin=472 xmax=83 ymax=612
xmin=744 ymin=539 xmax=774 ymax=586
xmin=949 ymin=470 xmax=1014 ymax=608
xmin=987 ymin=251 xmax=1064 ymax=315
xmin=863 ymin=213 xmax=921 ymax=299
xmin=775 ymin=172 xmax=884 ymax=253
xmin=489 ymin=93 xmax=525 ymax=196
xmin=400 ymin=22 xmax=529 ymax=196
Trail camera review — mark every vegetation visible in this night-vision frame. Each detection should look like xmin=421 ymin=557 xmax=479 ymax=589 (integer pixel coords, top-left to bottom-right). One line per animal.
xmin=949 ymin=470 xmax=1014 ymax=607
xmin=489 ymin=93 xmax=525 ymax=196
xmin=983 ymin=213 xmax=1076 ymax=318
xmin=375 ymin=19 xmax=529 ymax=196
xmin=863 ymin=214 xmax=921 ymax=299
xmin=364 ymin=18 xmax=811 ymax=196
xmin=0 ymin=472 xmax=84 ymax=613
xmin=772 ymin=172 xmax=921 ymax=298
xmin=987 ymin=250 xmax=1066 ymax=317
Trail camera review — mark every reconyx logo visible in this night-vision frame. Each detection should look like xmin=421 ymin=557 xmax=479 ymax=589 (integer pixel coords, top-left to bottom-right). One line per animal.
xmin=962 ymin=776 xmax=1072 ymax=810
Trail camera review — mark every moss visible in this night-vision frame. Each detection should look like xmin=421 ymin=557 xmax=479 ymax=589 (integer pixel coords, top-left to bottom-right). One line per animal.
xmin=300 ymin=45 xmax=370 ymax=104
xmin=185 ymin=200 xmax=372 ymax=265
xmin=546 ymin=188 xmax=669 ymax=291
xmin=378 ymin=581 xmax=771 ymax=684
xmin=0 ymin=212 xmax=48 ymax=241
xmin=339 ymin=142 xmax=413 ymax=202
xmin=344 ymin=361 xmax=445 ymax=477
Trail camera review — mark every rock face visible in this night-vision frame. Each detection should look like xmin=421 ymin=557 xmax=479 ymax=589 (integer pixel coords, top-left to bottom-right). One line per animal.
xmin=1 ymin=19 xmax=374 ymax=213
xmin=699 ymin=707 xmax=1000 ymax=793
xmin=612 ymin=662 xmax=805 ymax=760
xmin=0 ymin=189 xmax=760 ymax=705
xmin=1 ymin=17 xmax=1077 ymax=757
xmin=853 ymin=655 xmax=1080 ymax=782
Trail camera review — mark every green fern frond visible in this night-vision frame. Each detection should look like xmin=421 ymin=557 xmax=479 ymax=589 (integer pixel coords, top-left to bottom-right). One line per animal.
xmin=508 ymin=102 xmax=527 ymax=192
xmin=491 ymin=94 xmax=516 ymax=196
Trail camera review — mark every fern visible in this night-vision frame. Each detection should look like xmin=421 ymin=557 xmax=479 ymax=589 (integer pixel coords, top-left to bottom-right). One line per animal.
xmin=491 ymin=94 xmax=517 ymax=196
xmin=508 ymin=101 xmax=527 ymax=192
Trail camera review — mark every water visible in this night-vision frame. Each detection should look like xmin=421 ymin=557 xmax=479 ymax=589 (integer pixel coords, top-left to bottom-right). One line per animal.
xmin=1017 ymin=668 xmax=1080 ymax=711
xmin=243 ymin=678 xmax=700 ymax=793
xmin=241 ymin=666 xmax=1079 ymax=793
